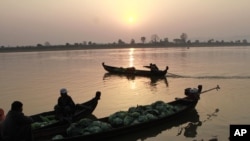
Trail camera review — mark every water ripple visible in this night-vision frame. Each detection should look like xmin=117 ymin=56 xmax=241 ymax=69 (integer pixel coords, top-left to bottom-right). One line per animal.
xmin=167 ymin=74 xmax=250 ymax=79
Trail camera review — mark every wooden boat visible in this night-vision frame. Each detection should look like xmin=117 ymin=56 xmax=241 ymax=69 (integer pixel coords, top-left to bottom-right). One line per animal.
xmin=35 ymin=85 xmax=220 ymax=141
xmin=102 ymin=62 xmax=168 ymax=77
xmin=32 ymin=91 xmax=101 ymax=138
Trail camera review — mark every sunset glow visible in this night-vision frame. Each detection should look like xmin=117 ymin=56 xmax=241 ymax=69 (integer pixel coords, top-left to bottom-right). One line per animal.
xmin=1 ymin=0 xmax=250 ymax=46
xmin=128 ymin=16 xmax=134 ymax=23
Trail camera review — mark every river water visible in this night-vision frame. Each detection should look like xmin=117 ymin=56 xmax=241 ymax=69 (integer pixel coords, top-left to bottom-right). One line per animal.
xmin=1 ymin=46 xmax=250 ymax=141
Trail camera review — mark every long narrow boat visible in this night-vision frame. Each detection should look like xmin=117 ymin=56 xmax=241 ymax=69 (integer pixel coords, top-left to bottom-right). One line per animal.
xmin=32 ymin=91 xmax=101 ymax=138
xmin=102 ymin=62 xmax=168 ymax=77
xmin=36 ymin=85 xmax=220 ymax=141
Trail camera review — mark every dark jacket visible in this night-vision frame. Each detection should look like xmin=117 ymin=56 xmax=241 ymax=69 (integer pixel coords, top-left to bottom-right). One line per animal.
xmin=55 ymin=94 xmax=76 ymax=118
xmin=58 ymin=95 xmax=75 ymax=109
xmin=1 ymin=110 xmax=33 ymax=141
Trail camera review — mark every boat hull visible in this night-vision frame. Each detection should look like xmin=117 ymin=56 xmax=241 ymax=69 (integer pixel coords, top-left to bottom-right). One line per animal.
xmin=36 ymin=97 xmax=198 ymax=141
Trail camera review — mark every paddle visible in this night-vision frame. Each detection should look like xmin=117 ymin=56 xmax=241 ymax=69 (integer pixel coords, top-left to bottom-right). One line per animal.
xmin=201 ymin=85 xmax=220 ymax=94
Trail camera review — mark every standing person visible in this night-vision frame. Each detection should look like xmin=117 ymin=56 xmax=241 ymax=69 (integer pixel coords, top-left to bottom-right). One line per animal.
xmin=54 ymin=88 xmax=76 ymax=120
xmin=1 ymin=101 xmax=33 ymax=141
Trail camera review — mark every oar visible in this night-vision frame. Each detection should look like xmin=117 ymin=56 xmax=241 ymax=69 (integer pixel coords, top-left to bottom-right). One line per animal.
xmin=201 ymin=85 xmax=220 ymax=94
xmin=143 ymin=65 xmax=151 ymax=69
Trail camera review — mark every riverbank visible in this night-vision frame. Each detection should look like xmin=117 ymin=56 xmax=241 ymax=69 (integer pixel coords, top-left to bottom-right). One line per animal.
xmin=1 ymin=43 xmax=249 ymax=53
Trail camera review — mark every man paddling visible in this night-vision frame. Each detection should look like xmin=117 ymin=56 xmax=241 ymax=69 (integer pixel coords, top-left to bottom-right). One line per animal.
xmin=144 ymin=63 xmax=159 ymax=72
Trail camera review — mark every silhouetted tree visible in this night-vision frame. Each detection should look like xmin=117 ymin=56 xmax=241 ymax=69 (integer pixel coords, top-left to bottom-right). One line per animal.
xmin=74 ymin=43 xmax=79 ymax=46
xmin=180 ymin=33 xmax=188 ymax=43
xmin=235 ymin=40 xmax=241 ymax=43
xmin=164 ymin=38 xmax=169 ymax=43
xmin=195 ymin=40 xmax=200 ymax=43
xmin=141 ymin=36 xmax=146 ymax=44
xmin=173 ymin=39 xmax=182 ymax=44
xmin=36 ymin=44 xmax=43 ymax=47
xmin=151 ymin=34 xmax=159 ymax=43
xmin=118 ymin=39 xmax=125 ymax=45
xmin=130 ymin=39 xmax=135 ymax=45
xmin=44 ymin=41 xmax=51 ymax=46
xmin=208 ymin=39 xmax=214 ymax=43
xmin=243 ymin=39 xmax=248 ymax=43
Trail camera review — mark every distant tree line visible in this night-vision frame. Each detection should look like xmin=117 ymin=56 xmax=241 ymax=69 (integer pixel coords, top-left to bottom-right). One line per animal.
xmin=115 ymin=33 xmax=249 ymax=47
xmin=1 ymin=33 xmax=250 ymax=52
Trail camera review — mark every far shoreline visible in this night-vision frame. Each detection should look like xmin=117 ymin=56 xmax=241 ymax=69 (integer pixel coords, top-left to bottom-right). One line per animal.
xmin=1 ymin=43 xmax=250 ymax=53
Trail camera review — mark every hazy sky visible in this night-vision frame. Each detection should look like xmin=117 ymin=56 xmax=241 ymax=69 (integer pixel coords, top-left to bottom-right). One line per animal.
xmin=1 ymin=0 xmax=250 ymax=46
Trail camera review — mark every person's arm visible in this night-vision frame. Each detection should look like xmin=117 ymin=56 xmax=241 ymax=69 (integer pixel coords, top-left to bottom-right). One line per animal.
xmin=69 ymin=97 xmax=76 ymax=107
xmin=17 ymin=113 xmax=33 ymax=124
xmin=57 ymin=97 xmax=60 ymax=105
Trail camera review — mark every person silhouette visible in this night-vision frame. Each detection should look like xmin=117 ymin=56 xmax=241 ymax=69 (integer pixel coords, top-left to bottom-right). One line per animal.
xmin=1 ymin=101 xmax=33 ymax=141
xmin=54 ymin=88 xmax=76 ymax=120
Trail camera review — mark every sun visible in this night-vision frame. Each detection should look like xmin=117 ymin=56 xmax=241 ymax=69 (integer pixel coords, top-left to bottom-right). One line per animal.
xmin=128 ymin=16 xmax=134 ymax=23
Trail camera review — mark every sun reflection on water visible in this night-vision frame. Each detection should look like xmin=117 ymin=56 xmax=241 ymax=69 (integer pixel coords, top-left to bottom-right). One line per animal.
xmin=129 ymin=48 xmax=134 ymax=67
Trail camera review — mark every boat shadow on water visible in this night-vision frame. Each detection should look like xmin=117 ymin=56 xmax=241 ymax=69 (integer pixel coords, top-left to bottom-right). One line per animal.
xmin=103 ymin=73 xmax=168 ymax=87
xmin=108 ymin=108 xmax=219 ymax=141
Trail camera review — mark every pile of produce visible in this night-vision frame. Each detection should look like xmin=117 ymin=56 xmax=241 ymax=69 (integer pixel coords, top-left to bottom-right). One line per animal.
xmin=52 ymin=135 xmax=64 ymax=140
xmin=66 ymin=118 xmax=112 ymax=137
xmin=31 ymin=115 xmax=58 ymax=130
xmin=51 ymin=100 xmax=185 ymax=139
xmin=108 ymin=101 xmax=182 ymax=127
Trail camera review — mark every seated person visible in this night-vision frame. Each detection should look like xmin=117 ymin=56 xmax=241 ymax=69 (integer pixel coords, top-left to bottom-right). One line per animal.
xmin=150 ymin=63 xmax=159 ymax=72
xmin=1 ymin=101 xmax=33 ymax=141
xmin=54 ymin=88 xmax=76 ymax=119
xmin=184 ymin=85 xmax=202 ymax=101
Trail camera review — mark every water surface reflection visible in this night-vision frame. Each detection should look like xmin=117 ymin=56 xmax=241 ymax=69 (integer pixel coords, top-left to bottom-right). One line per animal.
xmin=108 ymin=108 xmax=219 ymax=141
xmin=177 ymin=108 xmax=220 ymax=139
xmin=107 ymin=109 xmax=200 ymax=141
xmin=103 ymin=73 xmax=168 ymax=88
